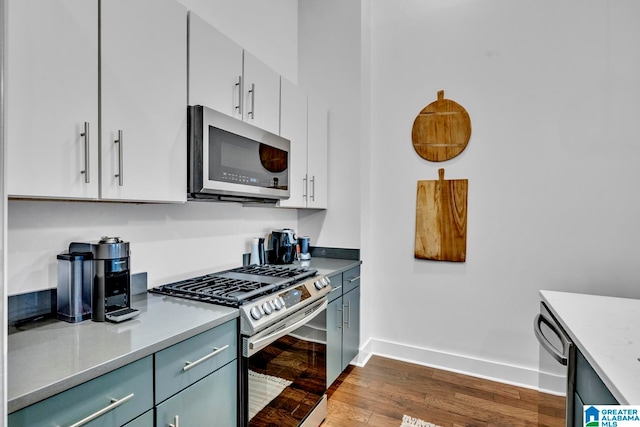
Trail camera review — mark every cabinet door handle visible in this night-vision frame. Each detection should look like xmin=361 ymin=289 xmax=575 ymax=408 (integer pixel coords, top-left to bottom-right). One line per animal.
xmin=182 ymin=344 xmax=229 ymax=372
xmin=114 ymin=130 xmax=124 ymax=186
xmin=80 ymin=122 xmax=90 ymax=183
xmin=169 ymin=415 xmax=179 ymax=427
xmin=235 ymin=75 xmax=242 ymax=115
xmin=248 ymin=83 xmax=255 ymax=119
xmin=347 ymin=276 xmax=361 ymax=283
xmin=67 ymin=393 xmax=134 ymax=427
xmin=302 ymin=175 xmax=308 ymax=200
xmin=344 ymin=301 xmax=351 ymax=328
xmin=310 ymin=175 xmax=316 ymax=201
xmin=337 ymin=305 xmax=343 ymax=330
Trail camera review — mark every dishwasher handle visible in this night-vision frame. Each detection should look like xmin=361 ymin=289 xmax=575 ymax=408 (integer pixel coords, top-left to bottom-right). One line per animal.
xmin=534 ymin=313 xmax=568 ymax=366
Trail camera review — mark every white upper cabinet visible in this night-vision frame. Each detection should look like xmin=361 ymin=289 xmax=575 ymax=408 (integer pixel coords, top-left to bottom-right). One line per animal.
xmin=242 ymin=51 xmax=281 ymax=135
xmin=7 ymin=0 xmax=187 ymax=203
xmin=278 ymin=79 xmax=328 ymax=209
xmin=100 ymin=0 xmax=187 ymax=202
xmin=278 ymin=78 xmax=308 ymax=208
xmin=188 ymin=12 xmax=243 ymax=120
xmin=6 ymin=0 xmax=100 ymax=199
xmin=306 ymin=99 xmax=328 ymax=209
xmin=188 ymin=12 xmax=280 ymax=136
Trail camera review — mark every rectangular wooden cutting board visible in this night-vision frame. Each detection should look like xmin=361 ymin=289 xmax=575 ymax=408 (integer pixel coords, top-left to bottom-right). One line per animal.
xmin=415 ymin=168 xmax=468 ymax=262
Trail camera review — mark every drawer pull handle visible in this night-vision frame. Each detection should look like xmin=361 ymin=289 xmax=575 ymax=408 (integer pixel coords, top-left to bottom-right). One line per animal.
xmin=67 ymin=393 xmax=134 ymax=427
xmin=169 ymin=415 xmax=180 ymax=427
xmin=182 ymin=344 xmax=229 ymax=372
xmin=347 ymin=276 xmax=361 ymax=283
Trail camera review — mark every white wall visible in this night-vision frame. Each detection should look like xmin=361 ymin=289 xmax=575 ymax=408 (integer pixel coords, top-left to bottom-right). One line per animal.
xmin=6 ymin=0 xmax=301 ymax=295
xmin=365 ymin=0 xmax=640 ymax=388
xmin=8 ymin=201 xmax=298 ymax=294
xmin=297 ymin=0 xmax=362 ymax=249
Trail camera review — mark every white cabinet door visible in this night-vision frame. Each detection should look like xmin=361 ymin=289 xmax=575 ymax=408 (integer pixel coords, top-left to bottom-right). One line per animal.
xmin=278 ymin=78 xmax=308 ymax=208
xmin=307 ymin=99 xmax=328 ymax=209
xmin=188 ymin=12 xmax=243 ymax=119
xmin=100 ymin=0 xmax=187 ymax=202
xmin=6 ymin=0 xmax=99 ymax=199
xmin=242 ymin=51 xmax=281 ymax=135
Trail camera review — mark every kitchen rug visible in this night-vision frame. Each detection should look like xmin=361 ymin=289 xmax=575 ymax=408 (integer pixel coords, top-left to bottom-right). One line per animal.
xmin=248 ymin=370 xmax=293 ymax=419
xmin=401 ymin=414 xmax=442 ymax=427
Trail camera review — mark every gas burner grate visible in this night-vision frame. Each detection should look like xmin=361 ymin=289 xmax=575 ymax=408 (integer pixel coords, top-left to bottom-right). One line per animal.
xmin=230 ymin=264 xmax=317 ymax=279
xmin=149 ymin=264 xmax=319 ymax=307
xmin=150 ymin=276 xmax=277 ymax=306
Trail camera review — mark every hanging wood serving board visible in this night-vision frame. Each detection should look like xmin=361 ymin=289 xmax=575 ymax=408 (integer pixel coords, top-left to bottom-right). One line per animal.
xmin=411 ymin=90 xmax=471 ymax=162
xmin=415 ymin=168 xmax=468 ymax=262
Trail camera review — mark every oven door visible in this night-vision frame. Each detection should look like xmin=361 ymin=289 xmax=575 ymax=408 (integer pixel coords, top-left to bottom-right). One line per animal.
xmin=241 ymin=298 xmax=327 ymax=427
xmin=534 ymin=301 xmax=575 ymax=427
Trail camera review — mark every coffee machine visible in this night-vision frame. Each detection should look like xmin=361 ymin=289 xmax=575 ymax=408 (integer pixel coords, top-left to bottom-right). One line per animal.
xmin=58 ymin=236 xmax=139 ymax=323
xmin=269 ymin=229 xmax=297 ymax=264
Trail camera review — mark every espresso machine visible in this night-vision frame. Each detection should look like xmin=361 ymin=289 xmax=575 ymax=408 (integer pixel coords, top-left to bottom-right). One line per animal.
xmin=58 ymin=236 xmax=139 ymax=323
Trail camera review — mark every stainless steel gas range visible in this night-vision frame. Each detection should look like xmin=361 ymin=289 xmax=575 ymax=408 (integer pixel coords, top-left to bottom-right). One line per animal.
xmin=150 ymin=264 xmax=331 ymax=427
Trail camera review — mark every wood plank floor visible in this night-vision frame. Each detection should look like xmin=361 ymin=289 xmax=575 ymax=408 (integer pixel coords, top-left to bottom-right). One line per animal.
xmin=321 ymin=355 xmax=565 ymax=427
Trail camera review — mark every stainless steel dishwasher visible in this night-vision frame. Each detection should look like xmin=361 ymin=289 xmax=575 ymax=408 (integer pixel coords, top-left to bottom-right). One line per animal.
xmin=534 ymin=301 xmax=576 ymax=427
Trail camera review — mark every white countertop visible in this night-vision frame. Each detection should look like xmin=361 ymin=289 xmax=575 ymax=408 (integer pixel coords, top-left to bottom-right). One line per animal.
xmin=541 ymin=290 xmax=640 ymax=404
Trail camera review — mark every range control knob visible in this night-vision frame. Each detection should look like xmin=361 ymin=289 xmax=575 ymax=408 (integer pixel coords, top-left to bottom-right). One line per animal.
xmin=272 ymin=298 xmax=283 ymax=310
xmin=250 ymin=306 xmax=262 ymax=320
xmin=324 ymin=276 xmax=331 ymax=285
xmin=262 ymin=302 xmax=273 ymax=315
xmin=314 ymin=280 xmax=323 ymax=290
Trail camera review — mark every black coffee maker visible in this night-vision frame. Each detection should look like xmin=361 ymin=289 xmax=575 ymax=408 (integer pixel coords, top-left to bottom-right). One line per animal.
xmin=269 ymin=229 xmax=297 ymax=264
xmin=67 ymin=236 xmax=138 ymax=322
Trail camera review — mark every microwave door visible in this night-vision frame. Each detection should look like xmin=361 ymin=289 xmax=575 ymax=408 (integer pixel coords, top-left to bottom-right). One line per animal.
xmin=198 ymin=106 xmax=290 ymax=200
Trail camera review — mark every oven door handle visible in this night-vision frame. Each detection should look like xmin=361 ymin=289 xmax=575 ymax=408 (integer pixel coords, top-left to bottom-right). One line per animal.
xmin=247 ymin=299 xmax=328 ymax=356
xmin=534 ymin=313 xmax=568 ymax=366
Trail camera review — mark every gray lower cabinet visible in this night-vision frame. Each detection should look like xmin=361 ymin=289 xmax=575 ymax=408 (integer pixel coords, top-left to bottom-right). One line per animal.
xmin=326 ymin=266 xmax=361 ymax=388
xmin=154 ymin=319 xmax=238 ymax=426
xmin=8 ymin=319 xmax=238 ymax=427
xmin=156 ymin=360 xmax=237 ymax=426
xmin=125 ymin=410 xmax=154 ymax=426
xmin=573 ymin=349 xmax=618 ymax=427
xmin=8 ymin=356 xmax=154 ymax=427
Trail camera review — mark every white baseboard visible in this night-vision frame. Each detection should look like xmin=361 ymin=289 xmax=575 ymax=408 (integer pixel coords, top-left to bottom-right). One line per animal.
xmin=351 ymin=338 xmax=563 ymax=394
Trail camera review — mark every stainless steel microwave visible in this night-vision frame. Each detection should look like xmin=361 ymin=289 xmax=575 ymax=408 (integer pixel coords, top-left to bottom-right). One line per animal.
xmin=188 ymin=105 xmax=290 ymax=203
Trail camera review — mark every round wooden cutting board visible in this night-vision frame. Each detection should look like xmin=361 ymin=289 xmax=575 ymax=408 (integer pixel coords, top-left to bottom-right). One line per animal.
xmin=412 ymin=90 xmax=471 ymax=162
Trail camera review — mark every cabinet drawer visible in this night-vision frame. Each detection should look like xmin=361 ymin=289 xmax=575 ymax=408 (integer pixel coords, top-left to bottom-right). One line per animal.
xmin=156 ymin=360 xmax=237 ymax=427
xmin=575 ymin=350 xmax=618 ymax=405
xmin=343 ymin=266 xmax=361 ymax=294
xmin=327 ymin=272 xmax=343 ymax=303
xmin=9 ymin=356 xmax=153 ymax=427
xmin=155 ymin=319 xmax=237 ymax=404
